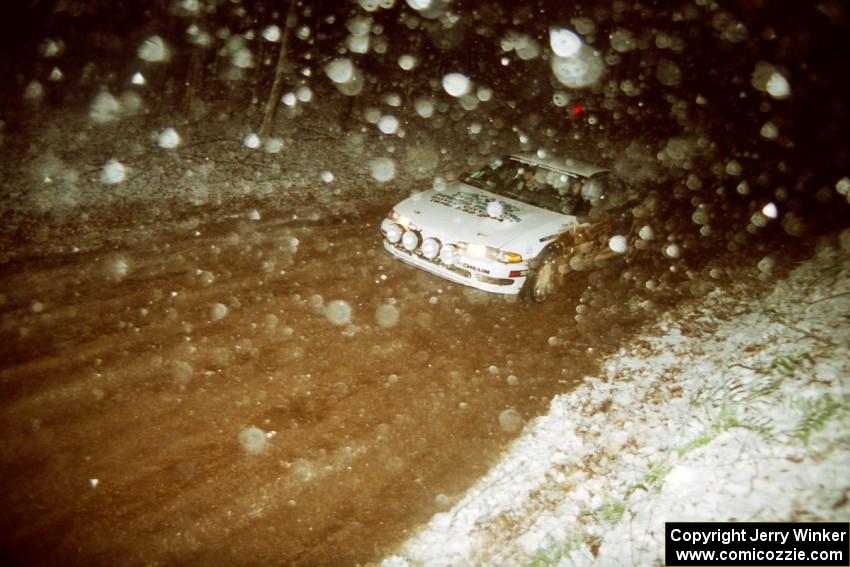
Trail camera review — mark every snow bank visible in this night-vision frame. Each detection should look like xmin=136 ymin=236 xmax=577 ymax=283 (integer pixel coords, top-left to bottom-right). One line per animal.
xmin=383 ymin=240 xmax=850 ymax=566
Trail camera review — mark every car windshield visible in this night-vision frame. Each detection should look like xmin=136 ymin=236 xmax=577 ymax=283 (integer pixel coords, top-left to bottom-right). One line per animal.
xmin=462 ymin=157 xmax=622 ymax=216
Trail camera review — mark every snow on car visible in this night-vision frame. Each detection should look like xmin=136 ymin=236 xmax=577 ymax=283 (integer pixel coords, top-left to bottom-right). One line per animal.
xmin=380 ymin=153 xmax=634 ymax=301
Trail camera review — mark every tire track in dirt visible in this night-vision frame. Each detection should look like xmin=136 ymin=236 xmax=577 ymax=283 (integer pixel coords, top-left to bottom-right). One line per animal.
xmin=1 ymin=203 xmax=598 ymax=565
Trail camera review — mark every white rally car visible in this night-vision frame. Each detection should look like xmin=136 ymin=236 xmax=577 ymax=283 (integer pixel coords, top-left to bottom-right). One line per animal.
xmin=380 ymin=153 xmax=632 ymax=301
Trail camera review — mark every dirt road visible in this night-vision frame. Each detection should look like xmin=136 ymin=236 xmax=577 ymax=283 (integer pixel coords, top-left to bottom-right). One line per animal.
xmin=0 ymin=201 xmax=596 ymax=565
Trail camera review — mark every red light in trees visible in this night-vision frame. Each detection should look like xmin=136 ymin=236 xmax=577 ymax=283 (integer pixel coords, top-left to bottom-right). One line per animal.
xmin=572 ymin=105 xmax=583 ymax=115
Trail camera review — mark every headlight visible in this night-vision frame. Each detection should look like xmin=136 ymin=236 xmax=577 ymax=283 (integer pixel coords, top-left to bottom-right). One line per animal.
xmin=466 ymin=243 xmax=487 ymax=258
xmin=401 ymin=230 xmax=421 ymax=251
xmin=439 ymin=244 xmax=459 ymax=265
xmin=461 ymin=242 xmax=523 ymax=264
xmin=421 ymin=237 xmax=441 ymax=259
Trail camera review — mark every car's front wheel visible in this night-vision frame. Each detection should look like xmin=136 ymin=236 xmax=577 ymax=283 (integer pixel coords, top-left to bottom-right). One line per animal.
xmin=521 ymin=247 xmax=560 ymax=303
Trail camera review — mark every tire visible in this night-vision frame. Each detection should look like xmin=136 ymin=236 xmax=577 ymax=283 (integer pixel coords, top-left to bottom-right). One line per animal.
xmin=521 ymin=247 xmax=560 ymax=303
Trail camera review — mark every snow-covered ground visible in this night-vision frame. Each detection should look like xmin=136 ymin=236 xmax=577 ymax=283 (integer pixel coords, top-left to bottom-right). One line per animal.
xmin=383 ymin=233 xmax=850 ymax=566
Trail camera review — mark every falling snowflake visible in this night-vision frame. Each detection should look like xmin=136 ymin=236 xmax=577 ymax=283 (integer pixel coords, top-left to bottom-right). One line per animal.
xmin=325 ymin=300 xmax=353 ymax=326
xmin=157 ymin=127 xmax=180 ymax=149
xmin=369 ymin=158 xmax=396 ymax=182
xmin=325 ymin=58 xmax=354 ymax=83
xmin=262 ymin=25 xmax=281 ymax=42
xmin=549 ymin=27 xmax=582 ymax=57
xmin=89 ymin=91 xmax=121 ymax=123
xmin=243 ymin=133 xmax=261 ymax=149
xmin=138 ymin=35 xmax=170 ymax=62
xmin=100 ymin=159 xmax=126 ymax=184
xmin=443 ymin=73 xmax=471 ymax=97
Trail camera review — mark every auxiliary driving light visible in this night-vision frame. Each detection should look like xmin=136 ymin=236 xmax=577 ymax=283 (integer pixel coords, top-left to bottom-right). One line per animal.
xmin=439 ymin=244 xmax=459 ymax=265
xmin=421 ymin=237 xmax=441 ymax=259
xmin=384 ymin=222 xmax=403 ymax=243
xmin=401 ymin=230 xmax=421 ymax=251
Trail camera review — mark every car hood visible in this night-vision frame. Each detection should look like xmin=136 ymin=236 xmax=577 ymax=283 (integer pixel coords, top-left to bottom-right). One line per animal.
xmin=392 ymin=181 xmax=577 ymax=252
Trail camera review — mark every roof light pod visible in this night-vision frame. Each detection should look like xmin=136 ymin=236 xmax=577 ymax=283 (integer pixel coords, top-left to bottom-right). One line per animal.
xmin=421 ymin=237 xmax=441 ymax=259
xmin=401 ymin=230 xmax=421 ymax=251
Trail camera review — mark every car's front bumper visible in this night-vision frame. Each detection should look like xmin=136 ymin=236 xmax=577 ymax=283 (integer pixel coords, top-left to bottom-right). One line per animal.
xmin=382 ymin=239 xmax=528 ymax=295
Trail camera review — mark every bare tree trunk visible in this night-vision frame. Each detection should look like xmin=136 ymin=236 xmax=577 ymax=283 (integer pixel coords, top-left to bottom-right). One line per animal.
xmin=180 ymin=4 xmax=206 ymax=120
xmin=403 ymin=33 xmax=422 ymax=104
xmin=259 ymin=0 xmax=298 ymax=138
xmin=253 ymin=35 xmax=272 ymax=107
xmin=183 ymin=44 xmax=205 ymax=118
